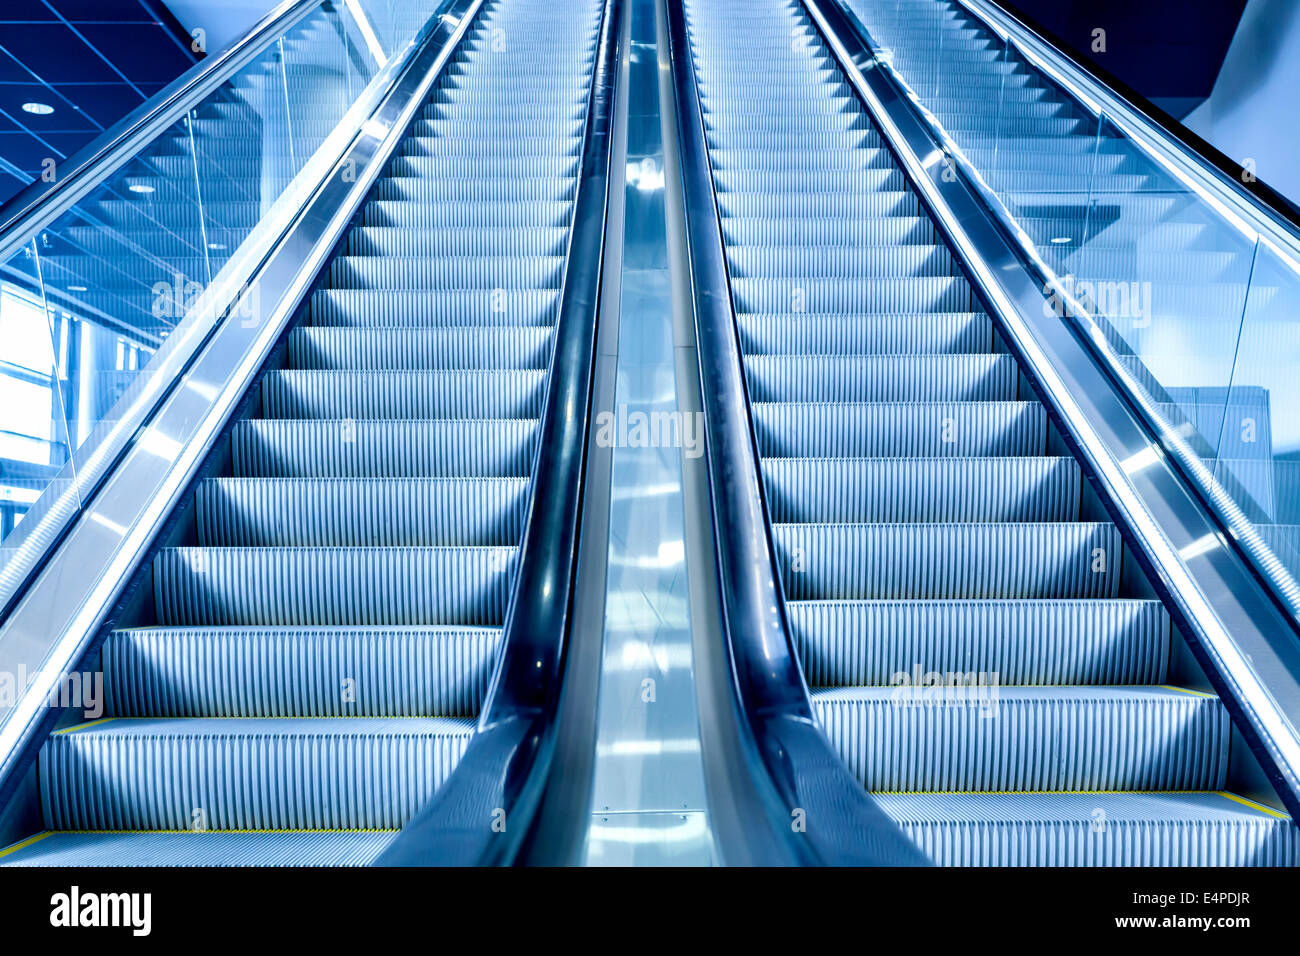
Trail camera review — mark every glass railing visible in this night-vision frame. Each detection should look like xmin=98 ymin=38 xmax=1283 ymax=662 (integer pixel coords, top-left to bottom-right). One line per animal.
xmin=0 ymin=0 xmax=449 ymax=615
xmin=839 ymin=0 xmax=1300 ymax=622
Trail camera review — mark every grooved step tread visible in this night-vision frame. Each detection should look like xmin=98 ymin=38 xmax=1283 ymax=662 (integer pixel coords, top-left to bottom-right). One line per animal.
xmin=0 ymin=830 xmax=398 ymax=867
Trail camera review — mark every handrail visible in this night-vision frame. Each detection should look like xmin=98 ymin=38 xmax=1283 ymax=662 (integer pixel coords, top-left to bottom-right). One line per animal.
xmin=665 ymin=0 xmax=929 ymax=867
xmin=0 ymin=0 xmax=321 ymax=266
xmin=806 ymin=0 xmax=1300 ymax=817
xmin=377 ymin=0 xmax=622 ymax=867
xmin=949 ymin=0 xmax=1300 ymax=270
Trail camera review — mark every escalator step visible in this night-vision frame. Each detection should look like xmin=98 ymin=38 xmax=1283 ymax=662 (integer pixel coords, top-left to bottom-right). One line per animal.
xmin=752 ymin=401 xmax=1046 ymax=458
xmin=154 ymin=547 xmax=516 ymax=626
xmin=40 ymin=717 xmax=474 ymax=830
xmin=287 ymin=326 xmax=553 ymax=369
xmin=726 ymin=242 xmax=951 ymax=277
xmin=731 ymin=275 xmax=975 ymax=313
xmin=307 ymin=288 xmax=558 ymax=327
xmin=791 ymin=598 xmax=1169 ymax=685
xmin=714 ymin=167 xmax=907 ymax=195
xmin=762 ymin=456 xmax=1080 ymax=522
xmin=745 ymin=354 xmax=1017 ymax=402
xmin=813 ymin=685 xmax=1228 ymax=791
xmin=196 ymin=477 xmax=528 ymax=547
xmin=773 ymin=522 xmax=1121 ymax=600
xmin=231 ymin=419 xmax=537 ymax=478
xmin=722 ymin=214 xmax=932 ymax=245
xmin=389 ymin=155 xmax=580 ymax=181
xmin=0 ymin=831 xmax=397 ymax=867
xmin=720 ymin=190 xmax=926 ymax=222
xmin=736 ymin=311 xmax=992 ymax=354
xmin=261 ymin=370 xmax=547 ymax=419
xmin=103 ymin=626 xmax=501 ymax=717
xmin=328 ymin=254 xmax=566 ymax=288
xmin=345 ymin=224 xmax=570 ymax=256
xmin=876 ymin=792 xmax=1298 ymax=866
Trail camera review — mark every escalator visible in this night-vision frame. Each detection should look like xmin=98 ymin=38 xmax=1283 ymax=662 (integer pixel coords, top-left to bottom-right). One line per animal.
xmin=1 ymin=0 xmax=1298 ymax=873
xmin=0 ymin=0 xmax=605 ymax=867
xmin=679 ymin=0 xmax=1300 ymax=865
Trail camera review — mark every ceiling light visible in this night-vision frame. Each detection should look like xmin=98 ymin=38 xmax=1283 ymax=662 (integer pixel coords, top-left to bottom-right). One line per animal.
xmin=67 ymin=285 xmax=87 ymax=292
xmin=21 ymin=102 xmax=53 ymax=115
xmin=1050 ymin=236 xmax=1072 ymax=244
xmin=128 ymin=184 xmax=155 ymax=194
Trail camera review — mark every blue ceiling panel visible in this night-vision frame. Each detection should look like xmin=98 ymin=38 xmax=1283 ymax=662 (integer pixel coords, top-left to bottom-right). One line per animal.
xmin=0 ymin=7 xmax=59 ymax=22
xmin=0 ymin=169 xmax=27 ymax=195
xmin=0 ymin=0 xmax=200 ymax=203
xmin=0 ymin=48 xmax=29 ymax=83
xmin=76 ymin=23 xmax=196 ymax=81
xmin=1001 ymin=0 xmax=1248 ymax=112
xmin=0 ymin=84 xmax=98 ymax=132
xmin=1 ymin=24 xmax=122 ymax=83
xmin=65 ymin=82 xmax=147 ymax=128
xmin=49 ymin=0 xmax=166 ymax=19
xmin=40 ymin=130 xmax=103 ymax=158
xmin=0 ymin=131 xmax=60 ymax=170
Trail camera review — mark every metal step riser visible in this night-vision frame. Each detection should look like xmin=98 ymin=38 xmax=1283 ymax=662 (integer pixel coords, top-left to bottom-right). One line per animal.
xmin=792 ymin=600 xmax=1170 ymax=685
xmin=814 ymin=692 xmax=1228 ymax=791
xmin=774 ymin=523 xmax=1122 ymax=600
xmin=41 ymin=723 xmax=474 ymax=830
xmin=154 ymin=548 xmax=518 ymax=627
xmin=103 ymin=628 xmax=502 ymax=717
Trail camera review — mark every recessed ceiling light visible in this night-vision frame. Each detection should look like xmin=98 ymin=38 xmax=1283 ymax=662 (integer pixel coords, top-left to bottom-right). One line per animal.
xmin=21 ymin=102 xmax=54 ymax=115
xmin=207 ymin=242 xmax=227 ymax=250
xmin=128 ymin=184 xmax=155 ymax=194
xmin=67 ymin=285 xmax=87 ymax=292
xmin=1050 ymin=236 xmax=1072 ymax=244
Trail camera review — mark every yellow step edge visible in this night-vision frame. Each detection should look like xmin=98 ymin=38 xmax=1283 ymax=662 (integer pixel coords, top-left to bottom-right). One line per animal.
xmin=872 ymin=790 xmax=1291 ymax=820
xmin=53 ymin=717 xmax=116 ymax=735
xmin=0 ymin=832 xmax=51 ymax=858
xmin=3 ymin=828 xmax=399 ymax=853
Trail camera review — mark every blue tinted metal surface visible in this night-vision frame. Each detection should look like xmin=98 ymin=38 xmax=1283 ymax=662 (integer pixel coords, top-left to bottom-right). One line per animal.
xmin=583 ymin=0 xmax=714 ymax=867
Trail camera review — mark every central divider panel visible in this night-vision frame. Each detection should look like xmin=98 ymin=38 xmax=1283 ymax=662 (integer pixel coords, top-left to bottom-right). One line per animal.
xmin=582 ymin=0 xmax=716 ymax=866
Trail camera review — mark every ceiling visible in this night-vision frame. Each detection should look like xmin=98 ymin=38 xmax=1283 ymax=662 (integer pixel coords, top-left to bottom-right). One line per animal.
xmin=0 ymin=0 xmax=199 ymax=203
xmin=1000 ymin=0 xmax=1249 ymax=119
